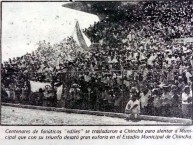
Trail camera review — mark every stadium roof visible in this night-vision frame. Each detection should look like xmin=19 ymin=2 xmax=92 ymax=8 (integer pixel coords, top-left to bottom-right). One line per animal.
xmin=62 ymin=2 xmax=140 ymax=19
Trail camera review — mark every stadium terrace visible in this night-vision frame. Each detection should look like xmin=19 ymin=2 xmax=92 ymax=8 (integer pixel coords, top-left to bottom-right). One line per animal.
xmin=1 ymin=1 xmax=193 ymax=120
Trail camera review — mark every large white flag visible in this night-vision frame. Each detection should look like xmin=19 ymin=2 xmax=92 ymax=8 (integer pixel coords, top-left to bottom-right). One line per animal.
xmin=72 ymin=20 xmax=91 ymax=50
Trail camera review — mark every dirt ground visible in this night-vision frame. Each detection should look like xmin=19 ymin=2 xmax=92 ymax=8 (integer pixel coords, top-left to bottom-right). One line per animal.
xmin=1 ymin=106 xmax=172 ymax=125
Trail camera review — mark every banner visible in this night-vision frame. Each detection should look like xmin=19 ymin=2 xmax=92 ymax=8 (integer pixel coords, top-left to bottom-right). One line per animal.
xmin=30 ymin=81 xmax=63 ymax=100
xmin=173 ymin=37 xmax=193 ymax=44
xmin=30 ymin=81 xmax=50 ymax=92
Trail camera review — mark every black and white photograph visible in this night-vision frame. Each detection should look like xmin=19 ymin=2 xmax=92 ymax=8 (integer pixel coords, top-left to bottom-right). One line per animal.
xmin=1 ymin=0 xmax=193 ymax=125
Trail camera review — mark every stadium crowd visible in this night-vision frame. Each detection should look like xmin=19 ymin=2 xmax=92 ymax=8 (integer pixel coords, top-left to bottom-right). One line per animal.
xmin=1 ymin=1 xmax=193 ymax=118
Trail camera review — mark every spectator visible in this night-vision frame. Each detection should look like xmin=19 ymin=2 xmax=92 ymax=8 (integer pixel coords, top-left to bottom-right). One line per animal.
xmin=125 ymin=89 xmax=140 ymax=121
xmin=2 ymin=1 xmax=193 ymax=119
xmin=182 ymin=86 xmax=192 ymax=118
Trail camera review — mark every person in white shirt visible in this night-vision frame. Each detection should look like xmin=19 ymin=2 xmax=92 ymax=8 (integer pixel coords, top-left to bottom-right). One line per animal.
xmin=185 ymin=69 xmax=192 ymax=84
xmin=181 ymin=86 xmax=192 ymax=118
xmin=125 ymin=89 xmax=140 ymax=121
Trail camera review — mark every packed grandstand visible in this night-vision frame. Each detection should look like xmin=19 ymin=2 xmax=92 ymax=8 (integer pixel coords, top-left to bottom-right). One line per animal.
xmin=1 ymin=1 xmax=193 ymax=119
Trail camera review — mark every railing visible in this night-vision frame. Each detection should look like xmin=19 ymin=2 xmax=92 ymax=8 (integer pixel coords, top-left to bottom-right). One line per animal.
xmin=1 ymin=68 xmax=193 ymax=119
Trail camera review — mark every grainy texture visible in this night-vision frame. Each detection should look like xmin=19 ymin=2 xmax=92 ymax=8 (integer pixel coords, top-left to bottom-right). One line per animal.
xmin=1 ymin=106 xmax=170 ymax=125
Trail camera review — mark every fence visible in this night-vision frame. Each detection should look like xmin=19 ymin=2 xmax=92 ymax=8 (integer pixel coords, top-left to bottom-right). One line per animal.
xmin=1 ymin=68 xmax=193 ymax=119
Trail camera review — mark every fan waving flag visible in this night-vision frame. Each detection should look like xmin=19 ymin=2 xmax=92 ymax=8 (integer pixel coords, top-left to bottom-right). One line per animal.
xmin=72 ymin=20 xmax=91 ymax=50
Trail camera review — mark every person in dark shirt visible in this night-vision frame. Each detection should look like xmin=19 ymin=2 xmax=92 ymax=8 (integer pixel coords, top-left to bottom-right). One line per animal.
xmin=171 ymin=85 xmax=181 ymax=118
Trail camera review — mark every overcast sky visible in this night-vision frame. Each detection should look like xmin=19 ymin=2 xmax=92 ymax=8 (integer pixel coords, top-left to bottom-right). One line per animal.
xmin=2 ymin=2 xmax=99 ymax=62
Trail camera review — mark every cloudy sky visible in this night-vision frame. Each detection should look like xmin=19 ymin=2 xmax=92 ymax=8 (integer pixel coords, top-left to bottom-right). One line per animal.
xmin=2 ymin=2 xmax=99 ymax=62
